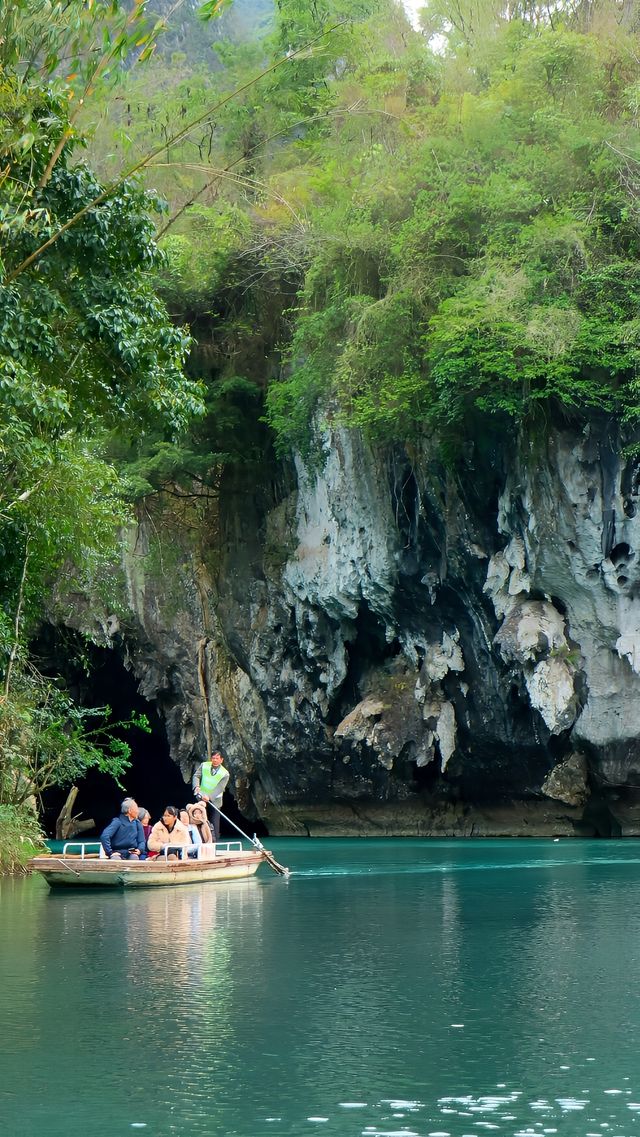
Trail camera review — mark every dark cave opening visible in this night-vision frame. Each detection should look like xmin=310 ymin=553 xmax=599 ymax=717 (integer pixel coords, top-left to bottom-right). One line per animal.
xmin=391 ymin=458 xmax=420 ymax=552
xmin=609 ymin=542 xmax=632 ymax=566
xmin=30 ymin=626 xmax=265 ymax=839
xmin=330 ymin=605 xmax=400 ymax=725
xmin=411 ymin=757 xmax=442 ymax=793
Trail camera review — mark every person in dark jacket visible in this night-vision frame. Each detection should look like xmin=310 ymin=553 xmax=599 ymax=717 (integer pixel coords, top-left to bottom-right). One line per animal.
xmin=100 ymin=798 xmax=146 ymax=859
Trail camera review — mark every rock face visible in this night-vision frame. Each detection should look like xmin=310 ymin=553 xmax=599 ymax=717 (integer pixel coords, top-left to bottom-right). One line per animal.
xmin=54 ymin=416 xmax=640 ymax=835
xmin=541 ymin=752 xmax=589 ymax=808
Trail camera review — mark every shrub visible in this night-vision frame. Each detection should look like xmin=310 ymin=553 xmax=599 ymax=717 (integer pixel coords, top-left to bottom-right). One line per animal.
xmin=0 ymin=804 xmax=46 ymax=875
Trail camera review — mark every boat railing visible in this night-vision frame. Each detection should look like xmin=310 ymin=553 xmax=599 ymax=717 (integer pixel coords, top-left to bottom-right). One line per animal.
xmin=58 ymin=840 xmax=247 ymax=862
xmin=62 ymin=842 xmax=108 ymax=859
xmin=158 ymin=841 xmax=244 ymax=861
xmin=206 ymin=841 xmax=243 ymax=856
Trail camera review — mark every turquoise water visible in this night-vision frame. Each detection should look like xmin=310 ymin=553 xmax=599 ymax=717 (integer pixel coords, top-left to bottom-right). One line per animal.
xmin=2 ymin=838 xmax=640 ymax=1137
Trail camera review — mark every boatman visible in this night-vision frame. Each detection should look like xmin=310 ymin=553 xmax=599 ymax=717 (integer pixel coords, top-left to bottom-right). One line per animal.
xmin=192 ymin=751 xmax=229 ymax=843
xmin=100 ymin=798 xmax=146 ymax=859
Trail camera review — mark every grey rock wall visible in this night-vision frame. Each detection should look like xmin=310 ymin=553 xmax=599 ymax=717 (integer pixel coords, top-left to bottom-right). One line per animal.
xmin=62 ymin=417 xmax=640 ymax=835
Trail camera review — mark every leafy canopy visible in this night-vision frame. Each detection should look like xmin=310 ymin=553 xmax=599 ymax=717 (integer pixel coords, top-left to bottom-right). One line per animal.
xmin=257 ymin=9 xmax=640 ymax=449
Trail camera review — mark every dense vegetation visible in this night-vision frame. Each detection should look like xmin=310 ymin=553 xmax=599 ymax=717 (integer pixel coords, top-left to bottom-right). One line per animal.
xmin=0 ymin=0 xmax=205 ymax=864
xmin=2 ymin=0 xmax=640 ymax=863
xmin=93 ymin=0 xmax=640 ymax=457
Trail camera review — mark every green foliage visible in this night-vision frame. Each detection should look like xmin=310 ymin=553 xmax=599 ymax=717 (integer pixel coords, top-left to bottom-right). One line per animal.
xmin=0 ymin=6 xmax=206 ymax=647
xmin=74 ymin=0 xmax=640 ymax=461
xmin=266 ymin=304 xmax=338 ymax=456
xmin=0 ymin=1 xmax=210 ymax=834
xmin=159 ymin=204 xmax=253 ymax=314
xmin=119 ymin=375 xmax=266 ymax=497
xmin=261 ymin=16 xmax=640 ymax=451
xmin=0 ymin=804 xmax=45 ymax=874
xmin=0 ymin=443 xmax=127 ymax=641
xmin=1 ymin=160 xmax=200 ymax=435
xmin=0 ymin=659 xmax=151 ymax=807
xmin=0 ymin=1 xmax=151 ymax=85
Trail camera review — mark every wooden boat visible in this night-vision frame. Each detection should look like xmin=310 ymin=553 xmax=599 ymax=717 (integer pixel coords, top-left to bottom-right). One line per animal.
xmin=29 ymin=840 xmax=268 ymax=888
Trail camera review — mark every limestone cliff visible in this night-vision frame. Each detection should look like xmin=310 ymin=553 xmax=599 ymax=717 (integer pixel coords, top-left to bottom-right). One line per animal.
xmin=61 ymin=416 xmax=640 ymax=836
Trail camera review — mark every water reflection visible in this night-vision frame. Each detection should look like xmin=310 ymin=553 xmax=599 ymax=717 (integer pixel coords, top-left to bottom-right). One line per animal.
xmin=0 ymin=876 xmax=267 ymax=1134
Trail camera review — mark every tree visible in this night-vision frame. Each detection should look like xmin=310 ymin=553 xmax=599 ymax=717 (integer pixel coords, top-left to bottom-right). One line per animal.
xmin=0 ymin=664 xmax=151 ymax=807
xmin=0 ymin=70 xmax=204 ymax=647
xmin=0 ymin=2 xmax=204 ymax=815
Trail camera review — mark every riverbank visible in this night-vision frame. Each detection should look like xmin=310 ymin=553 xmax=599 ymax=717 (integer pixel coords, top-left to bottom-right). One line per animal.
xmin=263 ymin=793 xmax=640 ymax=839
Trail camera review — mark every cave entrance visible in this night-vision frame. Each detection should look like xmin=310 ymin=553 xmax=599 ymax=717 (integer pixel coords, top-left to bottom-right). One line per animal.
xmin=31 ymin=627 xmax=186 ymax=837
xmin=331 ymin=604 xmax=401 ymax=722
xmin=31 ymin=627 xmax=265 ymax=839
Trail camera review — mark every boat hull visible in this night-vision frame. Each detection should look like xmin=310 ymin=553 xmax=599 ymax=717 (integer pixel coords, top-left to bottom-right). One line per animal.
xmin=29 ymin=850 xmax=265 ymax=888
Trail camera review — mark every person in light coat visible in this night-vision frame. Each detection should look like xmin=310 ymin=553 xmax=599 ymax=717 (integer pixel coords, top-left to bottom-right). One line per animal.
xmin=187 ymin=800 xmax=213 ymax=845
xmin=147 ymin=806 xmax=191 ymax=858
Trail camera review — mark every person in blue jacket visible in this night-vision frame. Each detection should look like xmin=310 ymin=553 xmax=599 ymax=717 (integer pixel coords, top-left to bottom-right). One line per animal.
xmin=100 ymin=798 xmax=146 ymax=859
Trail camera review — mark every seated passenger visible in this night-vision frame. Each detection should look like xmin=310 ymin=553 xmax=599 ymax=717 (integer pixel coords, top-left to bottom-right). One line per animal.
xmin=179 ymin=808 xmax=201 ymax=857
xmin=147 ymin=806 xmax=191 ymax=858
xmin=187 ymin=801 xmax=213 ymax=846
xmin=101 ymin=798 xmax=146 ymax=860
xmin=138 ymin=807 xmax=152 ymax=844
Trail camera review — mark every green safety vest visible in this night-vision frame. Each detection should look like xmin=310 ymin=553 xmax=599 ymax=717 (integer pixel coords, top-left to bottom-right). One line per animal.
xmin=200 ymin=763 xmax=228 ymax=799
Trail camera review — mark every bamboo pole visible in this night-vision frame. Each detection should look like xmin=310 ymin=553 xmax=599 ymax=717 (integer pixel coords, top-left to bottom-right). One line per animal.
xmin=213 ymin=802 xmax=290 ymax=877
